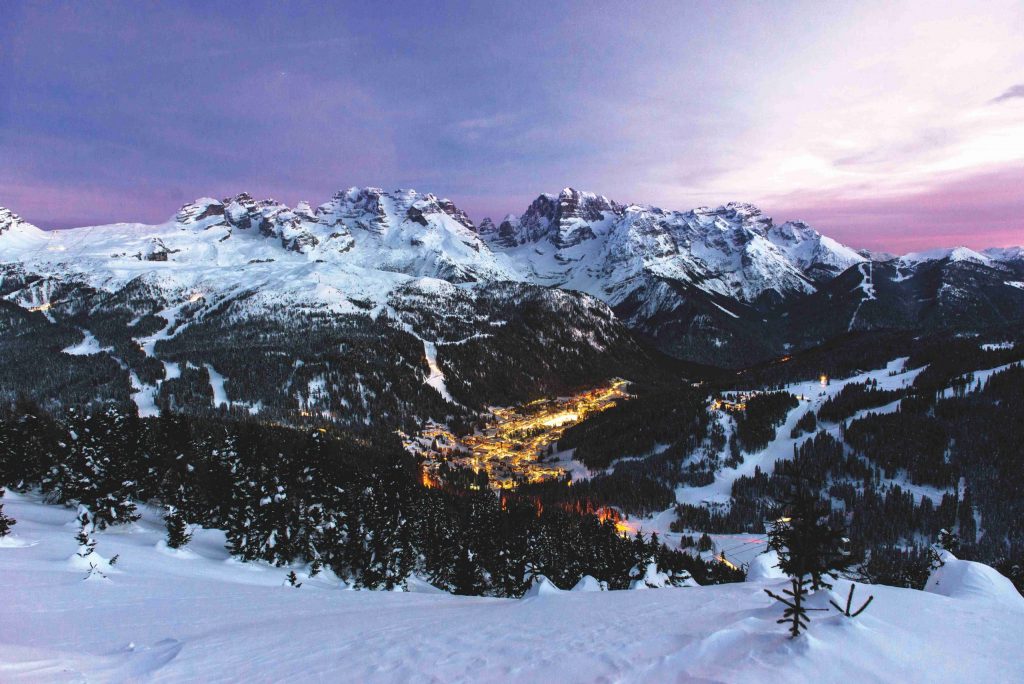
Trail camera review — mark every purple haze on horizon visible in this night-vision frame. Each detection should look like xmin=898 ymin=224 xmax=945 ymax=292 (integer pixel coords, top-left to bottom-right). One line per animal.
xmin=2 ymin=1 xmax=1022 ymax=253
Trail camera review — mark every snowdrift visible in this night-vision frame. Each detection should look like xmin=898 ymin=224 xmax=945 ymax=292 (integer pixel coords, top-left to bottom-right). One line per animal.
xmin=925 ymin=550 xmax=1024 ymax=607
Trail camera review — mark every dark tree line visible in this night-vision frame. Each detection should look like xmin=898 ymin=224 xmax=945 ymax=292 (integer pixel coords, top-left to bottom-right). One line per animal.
xmin=552 ymin=385 xmax=711 ymax=471
xmin=672 ymin=362 xmax=1024 ymax=593
xmin=817 ymin=380 xmax=903 ymax=423
xmin=732 ymin=392 xmax=799 ymax=453
xmin=0 ymin=401 xmax=742 ymax=594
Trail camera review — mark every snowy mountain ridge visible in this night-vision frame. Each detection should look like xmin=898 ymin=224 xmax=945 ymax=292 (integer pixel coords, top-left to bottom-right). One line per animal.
xmin=2 ymin=188 xmax=1023 ymax=373
xmin=3 ymin=187 xmax=1020 ymax=314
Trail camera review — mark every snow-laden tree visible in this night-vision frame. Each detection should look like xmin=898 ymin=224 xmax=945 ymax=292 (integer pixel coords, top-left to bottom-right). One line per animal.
xmin=0 ymin=487 xmax=16 ymax=537
xmin=164 ymin=505 xmax=192 ymax=549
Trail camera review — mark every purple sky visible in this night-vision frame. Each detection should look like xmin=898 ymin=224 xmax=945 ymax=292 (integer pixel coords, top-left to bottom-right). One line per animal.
xmin=2 ymin=1 xmax=1022 ymax=252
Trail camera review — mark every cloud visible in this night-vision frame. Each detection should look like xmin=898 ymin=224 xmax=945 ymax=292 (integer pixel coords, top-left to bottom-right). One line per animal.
xmin=990 ymin=84 xmax=1024 ymax=104
xmin=761 ymin=164 xmax=1024 ymax=252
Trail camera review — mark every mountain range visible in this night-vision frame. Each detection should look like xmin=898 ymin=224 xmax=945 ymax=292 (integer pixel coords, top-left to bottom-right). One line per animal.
xmin=1 ymin=189 xmax=1022 ymax=426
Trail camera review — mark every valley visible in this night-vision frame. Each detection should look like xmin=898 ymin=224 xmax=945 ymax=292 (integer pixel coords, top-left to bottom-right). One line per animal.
xmin=411 ymin=378 xmax=630 ymax=489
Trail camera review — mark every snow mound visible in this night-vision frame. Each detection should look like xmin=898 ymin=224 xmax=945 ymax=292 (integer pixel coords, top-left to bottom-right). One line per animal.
xmin=925 ymin=551 xmax=1024 ymax=607
xmin=0 ymin=536 xmax=36 ymax=548
xmin=746 ymin=551 xmax=786 ymax=582
xmin=523 ymin=575 xmax=563 ymax=597
xmin=572 ymin=575 xmax=606 ymax=592
xmin=155 ymin=539 xmax=201 ymax=560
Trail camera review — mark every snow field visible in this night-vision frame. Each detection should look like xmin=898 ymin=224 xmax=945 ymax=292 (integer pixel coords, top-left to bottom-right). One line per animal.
xmin=2 ymin=492 xmax=1022 ymax=682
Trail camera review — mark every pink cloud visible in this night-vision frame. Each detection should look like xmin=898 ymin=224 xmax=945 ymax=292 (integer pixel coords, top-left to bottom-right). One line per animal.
xmin=762 ymin=166 xmax=1024 ymax=253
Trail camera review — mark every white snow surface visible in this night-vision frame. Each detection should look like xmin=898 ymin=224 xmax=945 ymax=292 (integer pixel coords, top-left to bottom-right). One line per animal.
xmin=925 ymin=551 xmax=1024 ymax=606
xmin=1 ymin=492 xmax=1022 ymax=683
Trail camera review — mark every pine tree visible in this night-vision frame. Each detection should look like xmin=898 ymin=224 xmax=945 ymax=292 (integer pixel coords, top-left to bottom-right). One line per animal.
xmin=62 ymin=406 xmax=140 ymax=530
xmin=452 ymin=545 xmax=485 ymax=595
xmin=769 ymin=468 xmax=851 ymax=590
xmin=0 ymin=488 xmax=16 ymax=537
xmin=164 ymin=506 xmax=192 ymax=549
xmin=75 ymin=508 xmax=97 ymax=558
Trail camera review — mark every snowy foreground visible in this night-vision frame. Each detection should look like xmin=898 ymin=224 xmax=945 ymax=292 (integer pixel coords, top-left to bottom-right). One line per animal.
xmin=2 ymin=492 xmax=1023 ymax=683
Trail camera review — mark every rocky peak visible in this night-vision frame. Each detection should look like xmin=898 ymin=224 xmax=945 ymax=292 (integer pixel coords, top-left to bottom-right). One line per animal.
xmin=404 ymin=193 xmax=477 ymax=234
xmin=436 ymin=198 xmax=476 ymax=231
xmin=0 ymin=206 xmax=33 ymax=236
xmin=317 ymin=187 xmax=388 ymax=233
xmin=476 ymin=217 xmax=497 ymax=236
xmin=497 ymin=188 xmax=620 ymax=249
xmin=175 ymin=198 xmax=226 ymax=226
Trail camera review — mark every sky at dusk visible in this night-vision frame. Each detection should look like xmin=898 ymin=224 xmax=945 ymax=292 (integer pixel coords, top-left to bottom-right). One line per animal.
xmin=2 ymin=0 xmax=1022 ymax=252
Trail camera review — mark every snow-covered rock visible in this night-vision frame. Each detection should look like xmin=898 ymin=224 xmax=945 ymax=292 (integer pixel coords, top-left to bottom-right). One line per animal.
xmin=766 ymin=220 xmax=866 ymax=280
xmin=486 ymin=194 xmax=825 ymax=309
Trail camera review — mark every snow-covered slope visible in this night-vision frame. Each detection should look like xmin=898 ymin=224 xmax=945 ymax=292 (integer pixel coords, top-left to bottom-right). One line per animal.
xmin=984 ymin=246 xmax=1024 ymax=264
xmin=899 ymin=246 xmax=992 ymax=267
xmin=1 ymin=491 xmax=1021 ymax=683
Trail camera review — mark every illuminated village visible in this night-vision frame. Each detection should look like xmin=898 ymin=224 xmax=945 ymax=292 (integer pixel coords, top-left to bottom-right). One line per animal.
xmin=409 ymin=378 xmax=630 ymax=489
xmin=405 ymin=379 xmax=638 ymax=534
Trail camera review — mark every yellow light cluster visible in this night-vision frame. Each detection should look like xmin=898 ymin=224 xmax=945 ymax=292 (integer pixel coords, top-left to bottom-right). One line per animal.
xmin=415 ymin=379 xmax=629 ymax=490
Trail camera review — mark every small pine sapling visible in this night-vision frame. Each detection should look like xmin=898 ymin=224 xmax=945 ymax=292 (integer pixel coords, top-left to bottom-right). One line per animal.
xmin=0 ymin=488 xmax=15 ymax=537
xmin=84 ymin=562 xmax=108 ymax=581
xmin=764 ymin=576 xmax=825 ymax=638
xmin=929 ymin=528 xmax=960 ymax=569
xmin=830 ymin=584 xmax=874 ymax=618
xmin=164 ymin=506 xmax=192 ymax=549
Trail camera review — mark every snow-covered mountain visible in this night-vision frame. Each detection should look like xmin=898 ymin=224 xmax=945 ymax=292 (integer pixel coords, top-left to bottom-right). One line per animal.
xmin=483 ymin=190 xmax=863 ymax=306
xmin=0 ymin=191 xmax=663 ymax=427
xmin=2 ymin=187 xmax=1023 ymax=389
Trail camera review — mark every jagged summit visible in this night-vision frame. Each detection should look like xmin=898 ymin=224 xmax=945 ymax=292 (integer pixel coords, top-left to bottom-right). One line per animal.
xmin=480 ymin=192 xmax=849 ymax=307
xmin=0 ymin=206 xmax=43 ymax=237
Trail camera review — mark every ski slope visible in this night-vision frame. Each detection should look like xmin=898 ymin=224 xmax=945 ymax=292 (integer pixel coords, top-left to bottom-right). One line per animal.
xmin=635 ymin=357 xmax=933 ymax=566
xmin=1 ymin=491 xmax=1022 ymax=683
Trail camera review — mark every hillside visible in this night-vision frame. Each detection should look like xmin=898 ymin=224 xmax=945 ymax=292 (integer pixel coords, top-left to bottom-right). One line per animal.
xmin=1 ymin=492 xmax=1021 ymax=683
